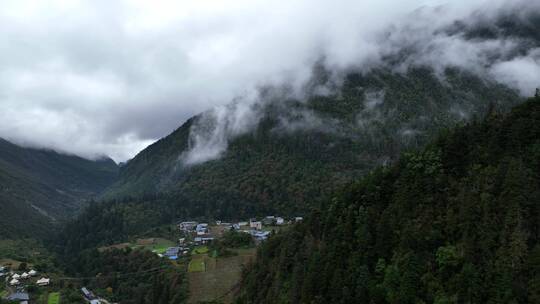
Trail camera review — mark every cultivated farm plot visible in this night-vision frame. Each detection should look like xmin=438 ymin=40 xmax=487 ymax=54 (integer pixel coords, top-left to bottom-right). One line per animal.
xmin=192 ymin=245 xmax=209 ymax=255
xmin=188 ymin=248 xmax=256 ymax=304
xmin=48 ymin=292 xmax=61 ymax=304
xmin=138 ymin=238 xmax=176 ymax=254
xmin=99 ymin=237 xmax=176 ymax=254
xmin=188 ymin=258 xmax=206 ymax=272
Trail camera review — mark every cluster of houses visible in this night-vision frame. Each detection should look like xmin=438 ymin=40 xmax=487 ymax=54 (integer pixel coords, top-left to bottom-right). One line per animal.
xmin=1 ymin=266 xmax=106 ymax=304
xmin=6 ymin=269 xmax=50 ymax=287
xmin=1 ymin=266 xmax=51 ymax=304
xmin=176 ymin=216 xmax=303 ymax=247
xmin=158 ymin=216 xmax=304 ymax=261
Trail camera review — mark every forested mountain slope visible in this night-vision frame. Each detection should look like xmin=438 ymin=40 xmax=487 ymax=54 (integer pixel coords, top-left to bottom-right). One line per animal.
xmin=105 ymin=67 xmax=521 ymax=217
xmin=237 ymin=96 xmax=540 ymax=304
xmin=0 ymin=138 xmax=118 ymax=238
xmin=103 ymin=8 xmax=540 ymax=218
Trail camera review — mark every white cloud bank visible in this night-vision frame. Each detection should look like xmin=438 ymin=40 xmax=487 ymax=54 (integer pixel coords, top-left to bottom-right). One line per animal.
xmin=0 ymin=0 xmax=538 ymax=162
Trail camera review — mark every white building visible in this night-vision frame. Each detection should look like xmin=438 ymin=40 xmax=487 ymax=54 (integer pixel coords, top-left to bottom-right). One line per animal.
xmin=37 ymin=277 xmax=50 ymax=286
xmin=250 ymin=221 xmax=263 ymax=230
xmin=10 ymin=278 xmax=20 ymax=286
xmin=276 ymin=217 xmax=285 ymax=225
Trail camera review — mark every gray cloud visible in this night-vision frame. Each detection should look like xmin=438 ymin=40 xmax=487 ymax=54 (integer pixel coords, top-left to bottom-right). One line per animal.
xmin=0 ymin=0 xmax=538 ymax=162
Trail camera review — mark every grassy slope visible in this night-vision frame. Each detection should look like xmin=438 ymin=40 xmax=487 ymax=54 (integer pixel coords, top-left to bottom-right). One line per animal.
xmin=47 ymin=292 xmax=61 ymax=304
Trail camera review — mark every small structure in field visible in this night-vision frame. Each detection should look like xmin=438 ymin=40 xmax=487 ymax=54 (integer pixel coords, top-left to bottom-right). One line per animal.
xmin=6 ymin=292 xmax=29 ymax=302
xmin=36 ymin=277 xmax=50 ymax=286
xmin=178 ymin=221 xmax=198 ymax=231
xmin=250 ymin=221 xmax=262 ymax=230
xmin=196 ymin=223 xmax=209 ymax=235
xmin=82 ymin=287 xmax=96 ymax=300
xmin=250 ymin=230 xmax=271 ymax=242
xmin=194 ymin=237 xmax=214 ymax=245
xmin=164 ymin=247 xmax=180 ymax=260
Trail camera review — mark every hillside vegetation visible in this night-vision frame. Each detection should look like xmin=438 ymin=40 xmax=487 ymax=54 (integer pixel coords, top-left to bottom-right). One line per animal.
xmin=104 ymin=67 xmax=520 ymax=218
xmin=237 ymin=96 xmax=540 ymax=304
xmin=0 ymin=139 xmax=118 ymax=238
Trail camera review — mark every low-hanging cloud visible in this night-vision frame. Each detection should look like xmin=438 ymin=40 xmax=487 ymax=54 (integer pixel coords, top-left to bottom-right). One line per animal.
xmin=0 ymin=0 xmax=539 ymax=162
xmin=180 ymin=98 xmax=260 ymax=165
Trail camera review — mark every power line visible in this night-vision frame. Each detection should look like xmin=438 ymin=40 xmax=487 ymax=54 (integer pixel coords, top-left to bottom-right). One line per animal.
xmin=56 ymin=265 xmax=175 ymax=281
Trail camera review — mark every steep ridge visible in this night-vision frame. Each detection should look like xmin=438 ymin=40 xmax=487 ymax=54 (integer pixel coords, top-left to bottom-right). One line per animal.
xmin=105 ymin=67 xmax=521 ymax=217
xmin=0 ymin=138 xmax=118 ymax=238
xmin=102 ymin=9 xmax=540 ymax=218
xmin=237 ymin=96 xmax=540 ymax=303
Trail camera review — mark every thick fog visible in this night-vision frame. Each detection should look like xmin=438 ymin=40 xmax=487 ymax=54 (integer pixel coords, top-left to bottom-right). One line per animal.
xmin=0 ymin=0 xmax=538 ymax=162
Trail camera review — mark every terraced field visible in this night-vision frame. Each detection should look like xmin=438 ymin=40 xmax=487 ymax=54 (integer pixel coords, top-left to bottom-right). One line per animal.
xmin=188 ymin=248 xmax=256 ymax=304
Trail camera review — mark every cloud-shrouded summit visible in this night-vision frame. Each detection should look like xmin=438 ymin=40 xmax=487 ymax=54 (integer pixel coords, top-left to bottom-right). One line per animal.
xmin=0 ymin=0 xmax=538 ymax=162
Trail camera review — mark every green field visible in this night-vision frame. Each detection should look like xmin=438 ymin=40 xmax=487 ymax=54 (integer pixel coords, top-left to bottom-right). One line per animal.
xmin=188 ymin=259 xmax=206 ymax=272
xmin=192 ymin=246 xmax=208 ymax=255
xmin=131 ymin=238 xmax=176 ymax=254
xmin=48 ymin=292 xmax=60 ymax=304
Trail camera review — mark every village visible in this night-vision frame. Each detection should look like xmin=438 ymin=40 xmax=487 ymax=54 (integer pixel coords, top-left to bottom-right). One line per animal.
xmin=0 ymin=215 xmax=301 ymax=304
xmin=161 ymin=215 xmax=302 ymax=261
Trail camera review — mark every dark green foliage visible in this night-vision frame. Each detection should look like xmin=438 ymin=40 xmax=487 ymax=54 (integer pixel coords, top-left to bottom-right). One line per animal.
xmin=220 ymin=230 xmax=254 ymax=248
xmin=54 ymin=194 xmax=201 ymax=257
xmin=237 ymin=97 xmax=540 ymax=303
xmin=210 ymin=230 xmax=255 ymax=257
xmin=0 ymin=138 xmax=118 ymax=238
xmin=63 ymin=248 xmax=187 ymax=304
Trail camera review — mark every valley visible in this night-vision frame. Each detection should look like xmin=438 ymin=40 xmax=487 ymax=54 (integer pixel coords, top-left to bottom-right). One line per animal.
xmin=1 ymin=2 xmax=540 ymax=303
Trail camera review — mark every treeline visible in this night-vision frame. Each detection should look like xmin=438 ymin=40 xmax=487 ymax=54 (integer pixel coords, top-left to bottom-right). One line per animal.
xmin=237 ymin=97 xmax=540 ymax=303
xmin=62 ymin=248 xmax=187 ymax=304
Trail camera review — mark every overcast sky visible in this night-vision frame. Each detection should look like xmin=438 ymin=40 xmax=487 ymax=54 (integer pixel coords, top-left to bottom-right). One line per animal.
xmin=0 ymin=0 xmax=536 ymax=162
